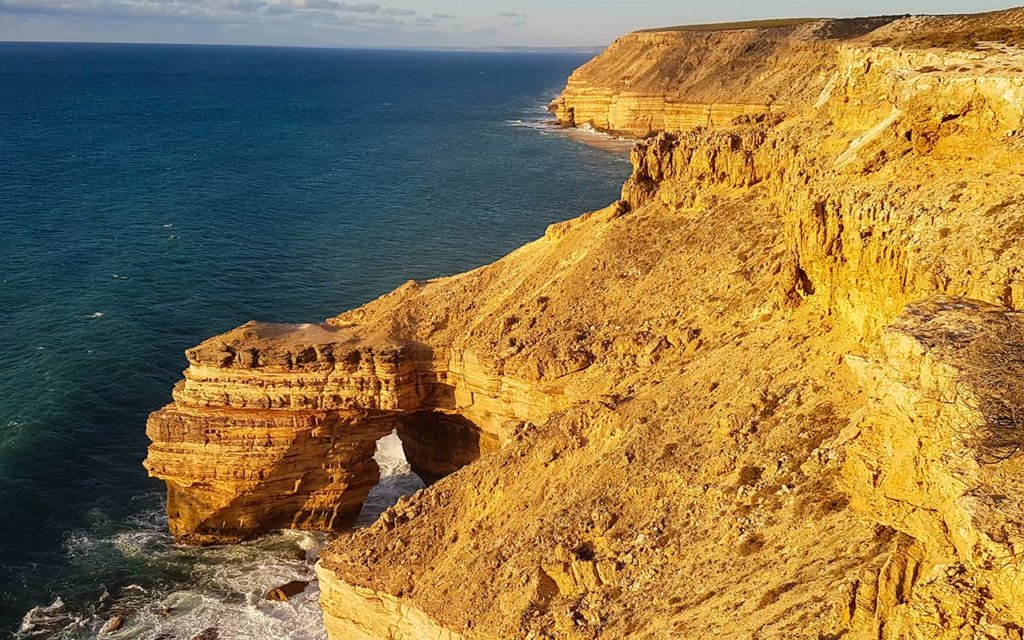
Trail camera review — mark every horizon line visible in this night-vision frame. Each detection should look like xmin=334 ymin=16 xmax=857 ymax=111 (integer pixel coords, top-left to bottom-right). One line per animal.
xmin=0 ymin=38 xmax=608 ymax=53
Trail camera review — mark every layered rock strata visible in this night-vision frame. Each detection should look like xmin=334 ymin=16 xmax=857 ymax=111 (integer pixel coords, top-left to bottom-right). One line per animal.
xmin=145 ymin=321 xmax=563 ymax=543
xmin=548 ymin=17 xmax=898 ymax=136
xmin=840 ymin=299 xmax=1024 ymax=636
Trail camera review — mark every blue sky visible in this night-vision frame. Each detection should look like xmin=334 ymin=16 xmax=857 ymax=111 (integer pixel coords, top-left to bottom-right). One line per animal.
xmin=0 ymin=1 xmax=1017 ymax=48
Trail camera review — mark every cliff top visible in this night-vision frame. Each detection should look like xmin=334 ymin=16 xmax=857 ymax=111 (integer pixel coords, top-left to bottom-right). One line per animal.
xmin=635 ymin=7 xmax=1024 ymax=41
xmin=637 ymin=16 xmax=896 ymax=36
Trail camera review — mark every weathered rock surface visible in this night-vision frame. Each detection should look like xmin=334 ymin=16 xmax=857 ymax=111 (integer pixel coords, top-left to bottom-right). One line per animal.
xmin=98 ymin=616 xmax=124 ymax=636
xmin=145 ymin=320 xmax=567 ymax=543
xmin=145 ymin=7 xmax=1024 ymax=640
xmin=551 ymin=11 xmax=1024 ymax=138
xmin=548 ymin=17 xmax=896 ymax=136
xmin=839 ymin=298 xmax=1024 ymax=638
xmin=316 ymin=564 xmax=464 ymax=640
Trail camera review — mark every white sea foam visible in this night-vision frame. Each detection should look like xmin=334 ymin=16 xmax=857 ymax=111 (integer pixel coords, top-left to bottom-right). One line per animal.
xmin=17 ymin=598 xmax=88 ymax=638
xmin=506 ymin=118 xmax=554 ymax=134
xmin=25 ymin=514 xmax=329 ymax=640
xmin=18 ymin=431 xmax=420 ymax=640
xmin=506 ymin=113 xmax=635 ymax=154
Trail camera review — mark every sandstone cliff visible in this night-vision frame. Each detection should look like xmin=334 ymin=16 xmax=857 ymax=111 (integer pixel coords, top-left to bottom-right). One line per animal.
xmin=147 ymin=8 xmax=1024 ymax=640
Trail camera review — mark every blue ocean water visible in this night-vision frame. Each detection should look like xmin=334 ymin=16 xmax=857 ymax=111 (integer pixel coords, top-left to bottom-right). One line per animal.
xmin=0 ymin=43 xmax=631 ymax=636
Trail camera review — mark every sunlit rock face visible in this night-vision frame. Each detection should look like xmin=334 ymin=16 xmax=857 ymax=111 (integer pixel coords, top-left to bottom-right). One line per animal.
xmin=548 ymin=17 xmax=897 ymax=137
xmin=144 ymin=322 xmax=424 ymax=544
xmin=145 ymin=318 xmax=567 ymax=544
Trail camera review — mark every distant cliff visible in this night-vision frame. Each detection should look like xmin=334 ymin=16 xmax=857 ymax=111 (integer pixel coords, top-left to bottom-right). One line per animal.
xmin=148 ymin=8 xmax=1024 ymax=640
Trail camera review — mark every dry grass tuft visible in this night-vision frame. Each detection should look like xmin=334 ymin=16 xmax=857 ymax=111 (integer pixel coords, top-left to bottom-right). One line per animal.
xmin=956 ymin=316 xmax=1024 ymax=463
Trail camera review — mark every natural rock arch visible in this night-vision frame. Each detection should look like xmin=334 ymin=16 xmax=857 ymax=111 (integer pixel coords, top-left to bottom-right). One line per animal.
xmin=145 ymin=321 xmax=543 ymax=543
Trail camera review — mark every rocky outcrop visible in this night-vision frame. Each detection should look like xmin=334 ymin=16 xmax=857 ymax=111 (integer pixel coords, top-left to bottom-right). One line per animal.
xmin=145 ymin=321 xmax=563 ymax=543
xmin=837 ymin=299 xmax=1024 ymax=639
xmin=316 ymin=564 xmax=466 ymax=640
xmin=622 ymin=40 xmax=1024 ymax=335
xmin=145 ymin=7 xmax=1024 ymax=640
xmin=548 ymin=17 xmax=897 ymax=136
xmin=550 ymin=11 xmax=1024 ymax=138
xmin=144 ymin=323 xmax=415 ymax=543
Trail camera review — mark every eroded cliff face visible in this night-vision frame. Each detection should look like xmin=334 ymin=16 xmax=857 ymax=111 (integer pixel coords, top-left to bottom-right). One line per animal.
xmin=547 ymin=17 xmax=896 ymax=136
xmin=146 ymin=8 xmax=1024 ymax=640
xmin=839 ymin=299 xmax=1024 ymax=638
xmin=145 ymin=319 xmax=561 ymax=543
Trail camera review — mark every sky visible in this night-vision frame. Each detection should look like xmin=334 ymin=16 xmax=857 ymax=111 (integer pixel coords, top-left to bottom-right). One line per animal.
xmin=0 ymin=0 xmax=1018 ymax=49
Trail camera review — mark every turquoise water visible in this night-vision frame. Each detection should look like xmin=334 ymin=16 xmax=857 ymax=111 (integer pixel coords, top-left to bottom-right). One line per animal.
xmin=0 ymin=43 xmax=631 ymax=635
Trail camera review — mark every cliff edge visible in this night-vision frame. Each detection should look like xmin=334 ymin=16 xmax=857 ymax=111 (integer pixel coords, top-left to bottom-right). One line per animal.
xmin=147 ymin=8 xmax=1024 ymax=640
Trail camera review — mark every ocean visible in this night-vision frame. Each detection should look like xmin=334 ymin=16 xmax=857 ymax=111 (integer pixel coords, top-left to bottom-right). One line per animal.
xmin=0 ymin=43 xmax=631 ymax=637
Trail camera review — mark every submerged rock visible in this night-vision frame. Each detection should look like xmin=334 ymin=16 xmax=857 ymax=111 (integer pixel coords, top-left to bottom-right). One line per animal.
xmin=191 ymin=628 xmax=218 ymax=640
xmin=264 ymin=580 xmax=309 ymax=602
xmin=98 ymin=615 xmax=124 ymax=636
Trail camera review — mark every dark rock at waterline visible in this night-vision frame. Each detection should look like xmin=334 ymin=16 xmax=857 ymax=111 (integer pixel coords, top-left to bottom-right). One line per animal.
xmin=264 ymin=579 xmax=309 ymax=601
xmin=191 ymin=628 xmax=219 ymax=640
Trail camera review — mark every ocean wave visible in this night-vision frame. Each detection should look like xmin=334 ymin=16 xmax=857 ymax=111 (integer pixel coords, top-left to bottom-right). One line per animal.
xmin=506 ymin=118 xmax=555 ymax=134
xmin=21 ymin=506 xmax=327 ymax=640
xmin=506 ymin=112 xmax=636 ymax=154
xmin=17 ymin=432 xmax=419 ymax=640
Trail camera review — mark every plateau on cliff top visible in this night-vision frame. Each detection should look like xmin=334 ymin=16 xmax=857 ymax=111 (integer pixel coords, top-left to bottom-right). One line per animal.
xmin=138 ymin=4 xmax=1024 ymax=639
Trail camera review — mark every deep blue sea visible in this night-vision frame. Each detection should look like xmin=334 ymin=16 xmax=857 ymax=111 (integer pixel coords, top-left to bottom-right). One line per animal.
xmin=0 ymin=43 xmax=631 ymax=637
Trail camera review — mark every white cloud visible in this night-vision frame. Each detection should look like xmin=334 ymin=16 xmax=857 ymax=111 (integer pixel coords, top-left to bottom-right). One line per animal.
xmin=0 ymin=0 xmax=421 ymax=21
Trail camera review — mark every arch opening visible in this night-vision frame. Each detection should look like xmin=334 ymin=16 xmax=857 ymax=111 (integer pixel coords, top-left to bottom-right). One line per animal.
xmin=396 ymin=411 xmax=499 ymax=485
xmin=354 ymin=412 xmax=495 ymax=526
xmin=355 ymin=430 xmax=424 ymax=527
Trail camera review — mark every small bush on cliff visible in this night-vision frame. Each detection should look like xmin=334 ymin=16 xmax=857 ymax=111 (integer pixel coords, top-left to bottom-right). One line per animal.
xmin=957 ymin=316 xmax=1024 ymax=464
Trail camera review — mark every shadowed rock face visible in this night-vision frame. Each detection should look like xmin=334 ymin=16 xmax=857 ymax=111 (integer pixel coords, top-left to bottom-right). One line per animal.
xmin=397 ymin=412 xmax=500 ymax=485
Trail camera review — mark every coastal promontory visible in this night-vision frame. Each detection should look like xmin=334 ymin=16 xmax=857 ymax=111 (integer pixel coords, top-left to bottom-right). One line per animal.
xmin=147 ymin=8 xmax=1024 ymax=639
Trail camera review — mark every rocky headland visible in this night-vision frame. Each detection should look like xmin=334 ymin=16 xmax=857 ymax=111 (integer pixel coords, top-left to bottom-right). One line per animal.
xmin=148 ymin=8 xmax=1024 ymax=640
